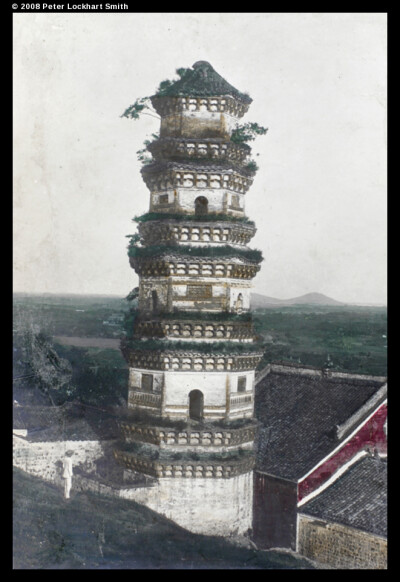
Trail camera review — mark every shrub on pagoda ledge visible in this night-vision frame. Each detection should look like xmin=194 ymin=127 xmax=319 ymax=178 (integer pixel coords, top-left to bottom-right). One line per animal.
xmin=120 ymin=337 xmax=264 ymax=354
xmin=132 ymin=212 xmax=255 ymax=225
xmin=126 ymin=241 xmax=263 ymax=263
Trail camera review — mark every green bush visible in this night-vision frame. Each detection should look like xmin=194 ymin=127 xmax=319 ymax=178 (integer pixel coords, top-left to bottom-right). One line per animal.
xmin=121 ymin=337 xmax=264 ymax=354
xmin=155 ymin=310 xmax=253 ymax=322
xmin=245 ymin=160 xmax=259 ymax=173
xmin=127 ymin=242 xmax=263 ymax=263
xmin=230 ymin=122 xmax=268 ymax=144
xmin=133 ymin=212 xmax=254 ymax=225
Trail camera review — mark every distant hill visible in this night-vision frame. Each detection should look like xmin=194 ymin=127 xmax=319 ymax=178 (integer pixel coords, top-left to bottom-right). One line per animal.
xmin=251 ymin=292 xmax=345 ymax=308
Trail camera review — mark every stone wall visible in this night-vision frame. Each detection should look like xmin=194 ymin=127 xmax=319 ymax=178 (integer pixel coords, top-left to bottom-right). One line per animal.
xmin=150 ymin=187 xmax=246 ymax=216
xmin=297 ymin=514 xmax=387 ymax=569
xmin=13 ymin=432 xmax=253 ymax=537
xmin=73 ymin=467 xmax=253 ymax=537
xmin=13 ymin=434 xmax=108 ymax=484
xmin=120 ymin=470 xmax=254 ymax=536
xmin=159 ymin=108 xmax=239 ymax=139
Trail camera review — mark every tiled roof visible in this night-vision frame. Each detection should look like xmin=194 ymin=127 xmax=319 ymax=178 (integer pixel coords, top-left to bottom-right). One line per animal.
xmin=141 ymin=159 xmax=253 ymax=176
xmin=153 ymin=61 xmax=252 ymax=103
xmin=299 ymin=455 xmax=387 ymax=538
xmin=255 ymin=366 xmax=386 ymax=480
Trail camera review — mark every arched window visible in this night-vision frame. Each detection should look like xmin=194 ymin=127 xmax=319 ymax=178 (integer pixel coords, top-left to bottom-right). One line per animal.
xmin=195 ymin=196 xmax=208 ymax=216
xmin=189 ymin=390 xmax=204 ymax=420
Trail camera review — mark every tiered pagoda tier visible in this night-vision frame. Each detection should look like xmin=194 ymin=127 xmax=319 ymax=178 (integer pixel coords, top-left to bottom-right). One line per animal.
xmin=115 ymin=62 xmax=265 ymax=535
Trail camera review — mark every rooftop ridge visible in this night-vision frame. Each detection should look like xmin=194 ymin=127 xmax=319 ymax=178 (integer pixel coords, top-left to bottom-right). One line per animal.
xmin=335 ymin=384 xmax=387 ymax=440
xmin=256 ymin=362 xmax=387 ymax=384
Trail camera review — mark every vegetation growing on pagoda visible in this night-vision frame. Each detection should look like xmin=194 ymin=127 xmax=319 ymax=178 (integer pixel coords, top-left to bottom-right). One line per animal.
xmin=120 ymin=336 xmax=264 ymax=354
xmin=155 ymin=67 xmax=192 ymax=96
xmin=136 ymin=132 xmax=159 ymax=166
xmin=121 ymin=64 xmax=267 ymax=177
xmin=230 ymin=122 xmax=268 ymax=144
xmin=126 ymin=240 xmax=263 ymax=263
xmin=116 ymin=407 xmax=255 ymax=430
xmin=125 ymin=286 xmax=139 ymax=302
xmin=132 ymin=212 xmax=254 ymax=225
xmin=121 ymin=68 xmax=191 ymax=120
xmin=118 ymin=440 xmax=252 ymax=462
xmin=121 ymin=308 xmax=254 ymax=339
xmin=122 ymin=307 xmax=138 ymax=339
xmin=245 ymin=160 xmax=259 ymax=174
xmin=120 ymin=97 xmax=158 ymax=121
xmin=140 ymin=157 xmax=256 ymax=175
xmin=149 ymin=310 xmax=253 ymax=322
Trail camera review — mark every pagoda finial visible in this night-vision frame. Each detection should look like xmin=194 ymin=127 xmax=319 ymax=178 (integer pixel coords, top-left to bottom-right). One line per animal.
xmin=192 ymin=61 xmax=214 ymax=78
xmin=192 ymin=61 xmax=213 ymax=69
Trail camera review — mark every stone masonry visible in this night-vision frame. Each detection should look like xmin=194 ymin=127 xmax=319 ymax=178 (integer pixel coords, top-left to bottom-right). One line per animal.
xmin=115 ymin=61 xmax=265 ymax=535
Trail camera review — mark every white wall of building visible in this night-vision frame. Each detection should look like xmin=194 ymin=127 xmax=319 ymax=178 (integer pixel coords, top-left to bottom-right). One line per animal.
xmin=151 ymin=188 xmax=245 ymax=215
xmin=121 ymin=471 xmax=254 ymax=536
xmin=13 ymin=435 xmax=107 ymax=483
xmin=128 ymin=368 xmax=255 ymax=419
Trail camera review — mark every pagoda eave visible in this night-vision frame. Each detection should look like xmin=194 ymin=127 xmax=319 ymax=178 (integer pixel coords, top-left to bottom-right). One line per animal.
xmin=147 ymin=137 xmax=251 ymax=166
xmin=113 ymin=448 xmax=256 ymax=479
xmin=138 ymin=218 xmax=257 ymax=246
xmin=150 ymin=94 xmax=251 ymax=118
xmin=120 ymin=345 xmax=264 ymax=372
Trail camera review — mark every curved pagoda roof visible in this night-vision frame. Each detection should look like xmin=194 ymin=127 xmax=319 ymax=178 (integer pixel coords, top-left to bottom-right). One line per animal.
xmin=140 ymin=159 xmax=255 ymax=177
xmin=153 ymin=61 xmax=252 ymax=104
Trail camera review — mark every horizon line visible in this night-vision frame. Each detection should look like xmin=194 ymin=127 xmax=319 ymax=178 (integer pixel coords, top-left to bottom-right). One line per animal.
xmin=12 ymin=290 xmax=387 ymax=307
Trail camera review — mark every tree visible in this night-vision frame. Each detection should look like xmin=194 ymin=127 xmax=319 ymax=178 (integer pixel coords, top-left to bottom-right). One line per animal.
xmin=120 ymin=68 xmax=191 ymax=120
xmin=13 ymin=309 xmax=75 ymax=406
xmin=230 ymin=122 xmax=268 ymax=144
xmin=120 ymin=97 xmax=159 ymax=121
xmin=125 ymin=287 xmax=139 ymax=302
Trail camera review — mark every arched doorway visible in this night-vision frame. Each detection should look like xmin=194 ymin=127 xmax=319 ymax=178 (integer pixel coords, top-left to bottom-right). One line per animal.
xmin=189 ymin=390 xmax=204 ymax=420
xmin=195 ymin=196 xmax=208 ymax=216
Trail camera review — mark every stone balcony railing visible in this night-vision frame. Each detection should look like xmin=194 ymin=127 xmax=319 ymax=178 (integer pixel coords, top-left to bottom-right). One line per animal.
xmin=141 ymin=164 xmax=254 ymax=195
xmin=148 ymin=138 xmax=250 ymax=165
xmin=130 ymin=256 xmax=261 ymax=279
xmin=127 ymin=391 xmax=162 ymax=410
xmin=121 ymin=347 xmax=264 ymax=372
xmin=229 ymin=392 xmax=253 ymax=409
xmin=117 ymin=420 xmax=257 ymax=448
xmin=134 ymin=319 xmax=255 ymax=341
xmin=138 ymin=220 xmax=256 ymax=246
xmin=150 ymin=95 xmax=250 ymax=119
xmin=113 ymin=448 xmax=255 ymax=479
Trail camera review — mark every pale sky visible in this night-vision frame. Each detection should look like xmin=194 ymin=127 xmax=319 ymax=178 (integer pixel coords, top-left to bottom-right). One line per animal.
xmin=13 ymin=12 xmax=387 ymax=304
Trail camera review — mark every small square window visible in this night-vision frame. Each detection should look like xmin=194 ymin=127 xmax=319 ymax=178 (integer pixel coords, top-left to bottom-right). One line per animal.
xmin=141 ymin=374 xmax=153 ymax=392
xmin=231 ymin=194 xmax=241 ymax=208
xmin=159 ymin=194 xmax=169 ymax=205
xmin=238 ymin=376 xmax=247 ymax=392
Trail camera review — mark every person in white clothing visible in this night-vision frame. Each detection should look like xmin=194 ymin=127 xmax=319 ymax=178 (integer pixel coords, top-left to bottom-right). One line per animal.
xmin=62 ymin=450 xmax=74 ymax=499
